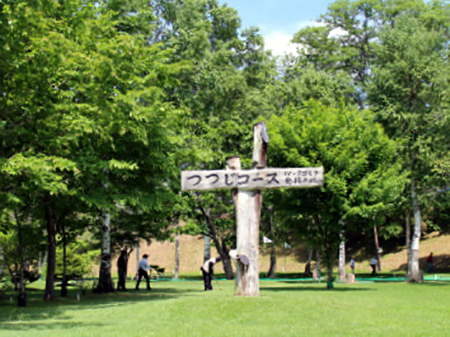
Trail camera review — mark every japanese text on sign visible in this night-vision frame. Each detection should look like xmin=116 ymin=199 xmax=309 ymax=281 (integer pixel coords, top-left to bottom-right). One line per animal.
xmin=181 ymin=167 xmax=323 ymax=191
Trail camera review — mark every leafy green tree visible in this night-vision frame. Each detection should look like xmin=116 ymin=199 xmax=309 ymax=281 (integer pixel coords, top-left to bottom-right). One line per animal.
xmin=1 ymin=0 xmax=180 ymax=299
xmin=148 ymin=0 xmax=278 ymax=277
xmin=367 ymin=14 xmax=450 ymax=280
xmin=266 ymin=101 xmax=405 ymax=288
xmin=291 ymin=0 xmax=450 ymax=107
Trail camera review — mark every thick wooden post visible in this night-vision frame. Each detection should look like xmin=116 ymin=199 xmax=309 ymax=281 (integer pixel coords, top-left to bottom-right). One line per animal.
xmin=230 ymin=122 xmax=268 ymax=297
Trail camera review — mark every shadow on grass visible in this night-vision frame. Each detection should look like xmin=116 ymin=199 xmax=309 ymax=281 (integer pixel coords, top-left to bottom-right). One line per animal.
xmin=260 ymin=285 xmax=373 ymax=292
xmin=261 ymin=281 xmax=373 ymax=292
xmin=0 ymin=285 xmax=200 ymax=331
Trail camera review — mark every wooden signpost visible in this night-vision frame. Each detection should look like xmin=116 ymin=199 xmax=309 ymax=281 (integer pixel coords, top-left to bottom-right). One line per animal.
xmin=181 ymin=122 xmax=323 ymax=296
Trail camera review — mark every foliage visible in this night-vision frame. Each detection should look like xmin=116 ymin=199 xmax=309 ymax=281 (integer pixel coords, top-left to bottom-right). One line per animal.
xmin=265 ymin=101 xmax=406 ymax=286
xmin=55 ymin=238 xmax=98 ymax=278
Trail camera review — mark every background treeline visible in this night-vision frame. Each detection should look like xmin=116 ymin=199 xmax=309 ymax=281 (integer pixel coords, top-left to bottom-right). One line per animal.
xmin=0 ymin=0 xmax=449 ymax=304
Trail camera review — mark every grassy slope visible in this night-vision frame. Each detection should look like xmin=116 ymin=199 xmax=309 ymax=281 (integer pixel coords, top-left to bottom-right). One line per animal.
xmin=117 ymin=232 xmax=450 ymax=277
xmin=1 ymin=280 xmax=450 ymax=336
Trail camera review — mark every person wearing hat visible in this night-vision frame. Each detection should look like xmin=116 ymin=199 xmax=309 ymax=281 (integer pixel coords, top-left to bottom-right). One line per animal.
xmin=136 ymin=254 xmax=152 ymax=290
xmin=200 ymin=257 xmax=222 ymax=291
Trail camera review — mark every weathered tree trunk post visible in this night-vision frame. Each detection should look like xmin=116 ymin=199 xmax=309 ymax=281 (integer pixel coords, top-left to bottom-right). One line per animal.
xmin=338 ymin=229 xmax=346 ymax=282
xmin=230 ymin=122 xmax=268 ymax=297
xmin=95 ymin=210 xmax=114 ymax=293
xmin=410 ymin=177 xmax=422 ymax=282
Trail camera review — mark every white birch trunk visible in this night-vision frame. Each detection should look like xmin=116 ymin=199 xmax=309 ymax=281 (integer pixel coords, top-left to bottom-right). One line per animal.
xmin=95 ymin=210 xmax=114 ymax=292
xmin=405 ymin=209 xmax=412 ymax=276
xmin=338 ymin=231 xmax=346 ymax=282
xmin=410 ymin=178 xmax=422 ymax=282
xmin=203 ymin=235 xmax=211 ymax=263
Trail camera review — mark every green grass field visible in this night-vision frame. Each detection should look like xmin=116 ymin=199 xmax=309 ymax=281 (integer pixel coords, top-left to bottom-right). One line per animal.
xmin=1 ymin=278 xmax=450 ymax=337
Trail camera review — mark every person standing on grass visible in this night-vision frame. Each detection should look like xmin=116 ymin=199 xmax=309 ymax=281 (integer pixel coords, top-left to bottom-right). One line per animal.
xmin=350 ymin=257 xmax=355 ymax=275
xmin=427 ymin=252 xmax=434 ymax=273
xmin=200 ymin=257 xmax=221 ymax=291
xmin=135 ymin=254 xmax=152 ymax=290
xmin=370 ymin=256 xmax=378 ymax=276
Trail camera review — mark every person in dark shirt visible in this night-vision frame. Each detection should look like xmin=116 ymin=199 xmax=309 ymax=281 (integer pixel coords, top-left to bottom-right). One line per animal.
xmin=117 ymin=250 xmax=128 ymax=291
xmin=200 ymin=257 xmax=221 ymax=291
xmin=427 ymin=252 xmax=434 ymax=273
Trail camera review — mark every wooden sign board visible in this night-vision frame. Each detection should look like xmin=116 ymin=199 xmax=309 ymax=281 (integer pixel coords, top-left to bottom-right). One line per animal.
xmin=181 ymin=167 xmax=323 ymax=191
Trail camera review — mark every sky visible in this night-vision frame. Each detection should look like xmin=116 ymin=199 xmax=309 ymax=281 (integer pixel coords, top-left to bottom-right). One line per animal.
xmin=219 ymin=0 xmax=336 ymax=56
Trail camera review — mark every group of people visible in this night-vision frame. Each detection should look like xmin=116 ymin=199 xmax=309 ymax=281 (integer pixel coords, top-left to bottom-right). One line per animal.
xmin=350 ymin=256 xmax=382 ymax=276
xmin=116 ymin=250 xmax=222 ymax=292
xmin=117 ymin=251 xmax=152 ymax=291
xmin=116 ymin=250 xmax=436 ymax=292
xmin=349 ymin=251 xmax=435 ymax=276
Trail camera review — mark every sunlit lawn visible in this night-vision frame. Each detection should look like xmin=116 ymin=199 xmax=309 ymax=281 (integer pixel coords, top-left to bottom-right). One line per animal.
xmin=1 ymin=277 xmax=449 ymax=336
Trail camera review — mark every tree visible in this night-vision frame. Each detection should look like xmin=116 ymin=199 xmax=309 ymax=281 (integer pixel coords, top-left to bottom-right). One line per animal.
xmin=266 ymin=101 xmax=405 ymax=288
xmin=151 ymin=0 xmax=278 ymax=277
xmin=1 ymin=0 xmax=180 ymax=299
xmin=367 ymin=14 xmax=450 ymax=281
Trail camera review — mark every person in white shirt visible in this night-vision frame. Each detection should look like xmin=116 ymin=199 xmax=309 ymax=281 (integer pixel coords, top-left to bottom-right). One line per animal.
xmin=135 ymin=254 xmax=152 ymax=290
xmin=370 ymin=257 xmax=378 ymax=276
xmin=200 ymin=257 xmax=221 ymax=291
xmin=350 ymin=257 xmax=355 ymax=275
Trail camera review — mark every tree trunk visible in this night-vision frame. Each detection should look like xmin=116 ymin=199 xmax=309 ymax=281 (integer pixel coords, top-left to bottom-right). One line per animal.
xmin=61 ymin=223 xmax=68 ymax=297
xmin=38 ymin=252 xmax=42 ymax=280
xmin=316 ymin=250 xmax=321 ymax=271
xmin=44 ymin=206 xmax=57 ymax=301
xmin=197 ymin=195 xmax=234 ymax=280
xmin=267 ymin=209 xmax=276 ymax=278
xmin=326 ymin=248 xmax=334 ymax=289
xmin=174 ymin=219 xmax=180 ymax=279
xmin=338 ymin=230 xmax=346 ymax=282
xmin=16 ymin=212 xmax=26 ymax=307
xmin=95 ymin=210 xmax=114 ymax=293
xmin=405 ymin=209 xmax=412 ymax=276
xmin=218 ymin=236 xmax=234 ymax=279
xmin=135 ymin=243 xmax=139 ymax=279
xmin=409 ymin=177 xmax=422 ymax=282
xmin=203 ymin=235 xmax=211 ymax=263
xmin=374 ymin=224 xmax=381 ymax=271
xmin=0 ymin=247 xmax=3 ymax=279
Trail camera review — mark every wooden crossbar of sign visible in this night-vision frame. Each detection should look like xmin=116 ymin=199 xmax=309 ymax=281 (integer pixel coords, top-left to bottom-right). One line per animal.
xmin=181 ymin=167 xmax=323 ymax=191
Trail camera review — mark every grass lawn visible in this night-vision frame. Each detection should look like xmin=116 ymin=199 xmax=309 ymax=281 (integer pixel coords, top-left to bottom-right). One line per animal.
xmin=1 ymin=278 xmax=449 ymax=336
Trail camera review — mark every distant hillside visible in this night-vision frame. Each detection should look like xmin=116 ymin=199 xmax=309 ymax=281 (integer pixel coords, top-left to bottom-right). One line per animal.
xmin=109 ymin=232 xmax=450 ymax=277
